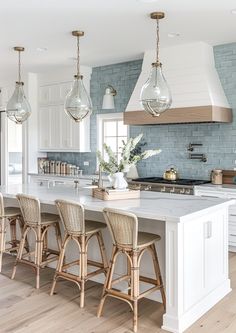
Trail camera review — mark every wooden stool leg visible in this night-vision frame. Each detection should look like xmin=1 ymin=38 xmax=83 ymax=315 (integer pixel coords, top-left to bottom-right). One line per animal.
xmin=9 ymin=218 xmax=17 ymax=249
xmin=0 ymin=218 xmax=6 ymax=273
xmin=11 ymin=226 xmax=29 ymax=280
xmin=97 ymin=245 xmax=117 ymax=317
xmin=42 ymin=227 xmax=48 ymax=262
xmin=36 ymin=226 xmax=43 ymax=289
xmin=55 ymin=222 xmax=62 ymax=251
xmin=96 ymin=231 xmax=108 ymax=271
xmin=50 ymin=234 xmax=69 ymax=296
xmin=79 ymin=235 xmax=87 ymax=308
xmin=127 ymin=255 xmax=131 ymax=295
xmin=150 ymin=244 xmax=166 ymax=310
xmin=131 ymin=250 xmax=139 ymax=333
xmin=18 ymin=216 xmax=29 ymax=253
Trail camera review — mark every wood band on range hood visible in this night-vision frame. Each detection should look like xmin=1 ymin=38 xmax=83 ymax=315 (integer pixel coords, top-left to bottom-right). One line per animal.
xmin=123 ymin=105 xmax=232 ymax=125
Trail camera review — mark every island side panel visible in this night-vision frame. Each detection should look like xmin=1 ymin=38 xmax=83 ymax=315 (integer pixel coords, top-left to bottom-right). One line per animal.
xmin=162 ymin=207 xmax=231 ymax=333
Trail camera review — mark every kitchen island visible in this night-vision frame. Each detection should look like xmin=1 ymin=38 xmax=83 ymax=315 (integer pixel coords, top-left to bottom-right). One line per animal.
xmin=0 ymin=183 xmax=234 ymax=333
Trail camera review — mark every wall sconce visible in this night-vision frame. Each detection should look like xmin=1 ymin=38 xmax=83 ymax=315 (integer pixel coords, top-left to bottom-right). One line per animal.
xmin=102 ymin=85 xmax=117 ymax=109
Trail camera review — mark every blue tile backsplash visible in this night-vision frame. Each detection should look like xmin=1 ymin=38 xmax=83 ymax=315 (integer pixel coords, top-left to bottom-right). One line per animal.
xmin=48 ymin=43 xmax=236 ymax=179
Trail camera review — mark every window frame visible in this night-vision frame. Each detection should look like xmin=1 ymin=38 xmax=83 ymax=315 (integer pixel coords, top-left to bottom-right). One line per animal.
xmin=96 ymin=113 xmax=129 ymax=169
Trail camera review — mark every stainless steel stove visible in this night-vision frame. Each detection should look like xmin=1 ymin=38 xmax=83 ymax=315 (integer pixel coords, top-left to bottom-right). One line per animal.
xmin=129 ymin=177 xmax=210 ymax=195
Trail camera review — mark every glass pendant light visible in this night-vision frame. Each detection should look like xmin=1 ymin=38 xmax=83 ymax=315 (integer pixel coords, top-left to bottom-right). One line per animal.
xmin=6 ymin=47 xmax=31 ymax=124
xmin=64 ymin=30 xmax=92 ymax=122
xmin=140 ymin=12 xmax=172 ymax=117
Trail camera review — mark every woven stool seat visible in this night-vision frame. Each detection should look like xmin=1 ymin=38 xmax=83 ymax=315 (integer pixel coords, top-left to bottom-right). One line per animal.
xmin=40 ymin=213 xmax=59 ymax=224
xmin=3 ymin=207 xmax=21 ymax=218
xmin=137 ymin=232 xmax=161 ymax=248
xmin=85 ymin=220 xmax=106 ymax=234
xmin=11 ymin=194 xmax=62 ymax=289
xmin=97 ymin=208 xmax=166 ymax=333
xmin=50 ymin=199 xmax=108 ymax=308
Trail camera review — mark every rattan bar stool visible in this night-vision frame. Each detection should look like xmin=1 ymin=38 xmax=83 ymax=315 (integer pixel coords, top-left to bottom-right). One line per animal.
xmin=50 ymin=199 xmax=108 ymax=308
xmin=0 ymin=193 xmax=29 ymax=272
xmin=11 ymin=194 xmax=62 ymax=289
xmin=97 ymin=208 xmax=166 ymax=333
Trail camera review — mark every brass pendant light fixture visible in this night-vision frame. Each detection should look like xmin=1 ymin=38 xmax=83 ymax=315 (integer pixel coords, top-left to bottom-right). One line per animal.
xmin=64 ymin=30 xmax=92 ymax=122
xmin=140 ymin=12 xmax=172 ymax=117
xmin=6 ymin=47 xmax=31 ymax=124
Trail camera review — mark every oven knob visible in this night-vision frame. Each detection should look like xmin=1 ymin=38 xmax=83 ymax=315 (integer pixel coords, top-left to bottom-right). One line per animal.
xmin=180 ymin=188 xmax=185 ymax=194
xmin=144 ymin=185 xmax=151 ymax=191
xmin=170 ymin=187 xmax=175 ymax=193
xmin=185 ymin=189 xmax=190 ymax=195
xmin=161 ymin=186 xmax=166 ymax=192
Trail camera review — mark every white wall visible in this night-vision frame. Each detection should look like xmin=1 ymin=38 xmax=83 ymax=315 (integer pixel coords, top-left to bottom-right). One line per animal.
xmin=0 ymin=75 xmax=16 ymax=185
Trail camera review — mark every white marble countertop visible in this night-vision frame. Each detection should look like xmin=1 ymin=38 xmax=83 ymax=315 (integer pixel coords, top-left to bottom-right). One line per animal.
xmin=195 ymin=183 xmax=236 ymax=194
xmin=0 ymin=183 xmax=234 ymax=223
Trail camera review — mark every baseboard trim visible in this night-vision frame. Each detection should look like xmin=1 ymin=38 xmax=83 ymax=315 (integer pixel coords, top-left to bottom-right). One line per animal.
xmin=162 ymin=279 xmax=231 ymax=333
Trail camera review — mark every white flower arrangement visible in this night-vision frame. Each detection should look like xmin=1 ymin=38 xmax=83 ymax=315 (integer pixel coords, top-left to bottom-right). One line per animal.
xmin=97 ymin=133 xmax=161 ymax=174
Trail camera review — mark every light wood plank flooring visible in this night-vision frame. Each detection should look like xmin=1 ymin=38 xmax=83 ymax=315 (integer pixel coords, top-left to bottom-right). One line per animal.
xmin=0 ymin=253 xmax=236 ymax=333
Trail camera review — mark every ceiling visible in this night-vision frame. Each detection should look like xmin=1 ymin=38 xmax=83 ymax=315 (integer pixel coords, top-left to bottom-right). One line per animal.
xmin=1 ymin=0 xmax=236 ymax=77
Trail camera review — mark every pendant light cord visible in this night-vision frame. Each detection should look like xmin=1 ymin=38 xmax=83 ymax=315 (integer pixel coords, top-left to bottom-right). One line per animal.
xmin=18 ymin=50 xmax=21 ymax=83
xmin=77 ymin=36 xmax=80 ymax=77
xmin=156 ymin=18 xmax=160 ymax=64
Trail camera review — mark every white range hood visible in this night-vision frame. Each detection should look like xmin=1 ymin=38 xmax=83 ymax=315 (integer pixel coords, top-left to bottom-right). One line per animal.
xmin=124 ymin=42 xmax=232 ymax=125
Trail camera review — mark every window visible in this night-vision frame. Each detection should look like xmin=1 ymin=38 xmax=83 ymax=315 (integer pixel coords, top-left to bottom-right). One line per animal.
xmin=97 ymin=113 xmax=128 ymax=163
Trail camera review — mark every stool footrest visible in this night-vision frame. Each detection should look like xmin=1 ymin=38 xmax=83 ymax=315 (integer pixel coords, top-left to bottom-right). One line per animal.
xmin=86 ymin=268 xmax=107 ymax=280
xmin=139 ymin=275 xmax=159 ymax=285
xmin=105 ymin=288 xmax=132 ymax=301
xmin=111 ymin=274 xmax=130 ymax=286
xmin=16 ymin=254 xmax=59 ymax=268
xmin=62 ymin=259 xmax=105 ymax=270
xmin=62 ymin=260 xmax=80 ymax=269
xmin=138 ymin=286 xmax=162 ymax=300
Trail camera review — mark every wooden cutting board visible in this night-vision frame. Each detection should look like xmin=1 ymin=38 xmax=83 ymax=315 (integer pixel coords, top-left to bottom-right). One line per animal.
xmin=222 ymin=170 xmax=236 ymax=184
xmin=92 ymin=188 xmax=140 ymax=200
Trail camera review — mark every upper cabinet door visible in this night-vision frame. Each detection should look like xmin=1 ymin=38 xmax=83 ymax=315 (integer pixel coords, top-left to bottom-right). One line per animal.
xmin=39 ymin=84 xmax=60 ymax=106
xmin=60 ymin=82 xmax=72 ymax=102
xmin=50 ymin=106 xmax=61 ymax=149
xmin=38 ymin=106 xmax=51 ymax=150
xmin=39 ymin=86 xmax=50 ymax=105
xmin=60 ymin=105 xmax=73 ymax=149
xmin=38 ymin=82 xmax=91 ymax=152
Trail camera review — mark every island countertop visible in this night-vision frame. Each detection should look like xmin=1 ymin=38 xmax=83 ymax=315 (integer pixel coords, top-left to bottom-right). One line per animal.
xmin=1 ymin=183 xmax=233 ymax=333
xmin=0 ymin=183 xmax=234 ymax=223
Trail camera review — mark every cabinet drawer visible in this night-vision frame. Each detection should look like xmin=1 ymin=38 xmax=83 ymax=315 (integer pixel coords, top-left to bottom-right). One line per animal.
xmin=195 ymin=190 xmax=226 ymax=198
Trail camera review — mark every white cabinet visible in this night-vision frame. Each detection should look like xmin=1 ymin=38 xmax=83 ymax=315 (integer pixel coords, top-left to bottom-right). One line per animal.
xmin=183 ymin=210 xmax=227 ymax=310
xmin=39 ymin=106 xmax=51 ymax=149
xmin=38 ymin=82 xmax=90 ymax=152
xmin=195 ymin=186 xmax=236 ymax=250
xmin=29 ymin=174 xmax=91 ymax=188
xmin=39 ymin=84 xmax=61 ymax=105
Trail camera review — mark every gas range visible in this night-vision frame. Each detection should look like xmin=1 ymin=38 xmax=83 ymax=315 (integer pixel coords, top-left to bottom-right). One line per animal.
xmin=129 ymin=177 xmax=210 ymax=195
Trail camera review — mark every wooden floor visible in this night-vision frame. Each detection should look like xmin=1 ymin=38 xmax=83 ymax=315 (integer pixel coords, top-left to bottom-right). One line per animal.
xmin=1 ymin=253 xmax=236 ymax=333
